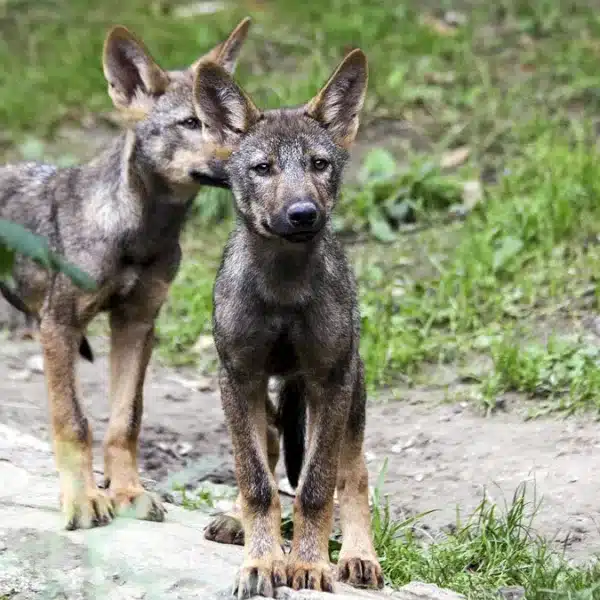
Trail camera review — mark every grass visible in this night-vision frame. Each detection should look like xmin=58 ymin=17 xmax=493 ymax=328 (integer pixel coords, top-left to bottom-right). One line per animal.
xmin=483 ymin=335 xmax=600 ymax=416
xmin=331 ymin=134 xmax=600 ymax=393
xmin=371 ymin=480 xmax=600 ymax=600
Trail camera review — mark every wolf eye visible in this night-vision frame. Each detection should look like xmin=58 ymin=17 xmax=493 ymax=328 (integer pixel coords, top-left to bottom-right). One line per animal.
xmin=312 ymin=158 xmax=329 ymax=171
xmin=179 ymin=117 xmax=201 ymax=130
xmin=252 ymin=163 xmax=271 ymax=176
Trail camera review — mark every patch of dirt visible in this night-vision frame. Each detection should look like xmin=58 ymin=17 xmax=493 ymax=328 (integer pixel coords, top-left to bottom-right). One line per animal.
xmin=2 ymin=316 xmax=600 ymax=562
xmin=0 ymin=328 xmax=234 ymax=492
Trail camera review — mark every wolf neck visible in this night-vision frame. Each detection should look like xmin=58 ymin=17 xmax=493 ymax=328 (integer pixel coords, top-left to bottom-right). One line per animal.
xmin=85 ymin=130 xmax=195 ymax=236
xmin=241 ymin=222 xmax=329 ymax=305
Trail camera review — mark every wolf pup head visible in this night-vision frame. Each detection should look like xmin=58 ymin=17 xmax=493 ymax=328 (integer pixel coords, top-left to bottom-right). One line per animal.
xmin=102 ymin=18 xmax=251 ymax=192
xmin=193 ymin=49 xmax=368 ymax=241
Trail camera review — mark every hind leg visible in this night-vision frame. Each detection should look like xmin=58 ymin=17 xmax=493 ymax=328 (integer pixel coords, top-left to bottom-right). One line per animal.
xmin=205 ymin=395 xmax=280 ymax=545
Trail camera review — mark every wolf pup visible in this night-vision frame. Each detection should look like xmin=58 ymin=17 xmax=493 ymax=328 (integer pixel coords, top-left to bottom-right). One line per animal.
xmin=0 ymin=18 xmax=251 ymax=530
xmin=195 ymin=50 xmax=383 ymax=596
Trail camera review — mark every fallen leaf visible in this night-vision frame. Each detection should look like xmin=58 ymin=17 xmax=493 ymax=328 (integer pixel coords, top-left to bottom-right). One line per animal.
xmin=421 ymin=14 xmax=457 ymax=36
xmin=440 ymin=146 xmax=470 ymax=169
xmin=520 ymin=63 xmax=536 ymax=73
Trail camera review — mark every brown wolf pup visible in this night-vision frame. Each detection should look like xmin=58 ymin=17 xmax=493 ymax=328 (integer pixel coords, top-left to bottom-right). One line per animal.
xmin=195 ymin=50 xmax=384 ymax=596
xmin=0 ymin=18 xmax=251 ymax=530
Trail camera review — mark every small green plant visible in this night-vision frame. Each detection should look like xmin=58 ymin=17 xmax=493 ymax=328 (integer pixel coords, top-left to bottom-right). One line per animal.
xmin=176 ymin=486 xmax=216 ymax=511
xmin=483 ymin=335 xmax=600 ymax=414
xmin=337 ymin=149 xmax=465 ymax=241
xmin=176 ymin=482 xmax=237 ymax=512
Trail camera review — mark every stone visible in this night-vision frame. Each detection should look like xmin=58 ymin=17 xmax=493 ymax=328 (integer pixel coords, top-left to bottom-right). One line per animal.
xmin=0 ymin=424 xmax=464 ymax=600
xmin=394 ymin=582 xmax=465 ymax=599
xmin=497 ymin=586 xmax=526 ymax=600
xmin=26 ymin=354 xmax=45 ymax=374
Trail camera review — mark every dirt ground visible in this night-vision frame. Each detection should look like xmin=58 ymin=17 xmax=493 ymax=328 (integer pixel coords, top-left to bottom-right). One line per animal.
xmin=2 ymin=304 xmax=600 ymax=565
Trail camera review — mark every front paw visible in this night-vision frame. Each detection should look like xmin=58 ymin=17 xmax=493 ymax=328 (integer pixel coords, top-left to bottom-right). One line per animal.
xmin=287 ymin=559 xmax=335 ymax=592
xmin=234 ymin=559 xmax=287 ymax=599
xmin=61 ymin=485 xmax=114 ymax=530
xmin=109 ymin=486 xmax=165 ymax=522
xmin=337 ymin=556 xmax=384 ymax=589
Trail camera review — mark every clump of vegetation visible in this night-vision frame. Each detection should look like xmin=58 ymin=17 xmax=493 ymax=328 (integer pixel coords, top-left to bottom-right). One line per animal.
xmin=336 ymin=149 xmax=466 ymax=241
xmin=483 ymin=335 xmax=600 ymax=415
xmin=371 ymin=479 xmax=600 ymax=599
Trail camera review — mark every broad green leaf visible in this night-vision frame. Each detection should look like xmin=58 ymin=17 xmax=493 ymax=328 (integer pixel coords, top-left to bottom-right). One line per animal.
xmin=0 ymin=219 xmax=97 ymax=291
xmin=360 ymin=148 xmax=397 ymax=182
xmin=52 ymin=255 xmax=97 ymax=292
xmin=0 ymin=219 xmax=52 ymax=267
xmin=368 ymin=211 xmax=397 ymax=243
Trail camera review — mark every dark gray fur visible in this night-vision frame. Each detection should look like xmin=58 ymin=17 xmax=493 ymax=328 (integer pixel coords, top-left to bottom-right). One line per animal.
xmin=196 ymin=51 xmax=383 ymax=597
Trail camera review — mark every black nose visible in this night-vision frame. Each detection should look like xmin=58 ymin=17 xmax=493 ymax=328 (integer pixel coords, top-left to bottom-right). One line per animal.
xmin=287 ymin=201 xmax=318 ymax=228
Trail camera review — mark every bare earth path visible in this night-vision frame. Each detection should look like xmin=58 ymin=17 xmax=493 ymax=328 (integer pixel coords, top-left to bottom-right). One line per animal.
xmin=1 ymin=327 xmax=599 ymax=563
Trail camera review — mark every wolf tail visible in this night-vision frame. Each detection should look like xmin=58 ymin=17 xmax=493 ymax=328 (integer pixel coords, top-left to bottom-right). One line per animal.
xmin=0 ymin=282 xmax=94 ymax=363
xmin=279 ymin=377 xmax=306 ymax=489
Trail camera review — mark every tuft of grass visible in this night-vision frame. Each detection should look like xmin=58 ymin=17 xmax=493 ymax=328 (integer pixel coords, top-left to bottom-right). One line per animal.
xmin=178 ymin=462 xmax=600 ymax=598
xmin=184 ymin=464 xmax=600 ymax=599
xmin=483 ymin=335 xmax=600 ymax=415
xmin=176 ymin=485 xmax=217 ymax=511
xmin=371 ymin=479 xmax=600 ymax=599
xmin=176 ymin=481 xmax=237 ymax=511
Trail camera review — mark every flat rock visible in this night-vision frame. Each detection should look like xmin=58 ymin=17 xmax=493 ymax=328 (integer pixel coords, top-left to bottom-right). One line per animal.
xmin=0 ymin=425 xmax=462 ymax=600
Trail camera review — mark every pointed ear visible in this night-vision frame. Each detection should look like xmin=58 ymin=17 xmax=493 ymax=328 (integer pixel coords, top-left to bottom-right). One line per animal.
xmin=193 ymin=62 xmax=261 ymax=143
xmin=305 ymin=49 xmax=368 ymax=148
xmin=191 ymin=17 xmax=251 ymax=74
xmin=102 ymin=26 xmax=169 ymax=113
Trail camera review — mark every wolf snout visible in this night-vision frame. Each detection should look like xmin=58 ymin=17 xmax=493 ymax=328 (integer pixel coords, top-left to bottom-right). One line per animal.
xmin=286 ymin=201 xmax=319 ymax=230
xmin=189 ymin=169 xmax=231 ymax=189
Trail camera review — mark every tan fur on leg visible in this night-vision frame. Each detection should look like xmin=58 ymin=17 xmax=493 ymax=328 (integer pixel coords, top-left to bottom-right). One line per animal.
xmin=220 ymin=376 xmax=285 ymax=599
xmin=336 ymin=441 xmax=383 ymax=588
xmin=41 ymin=316 xmax=113 ymax=530
xmin=103 ymin=278 xmax=169 ymax=522
xmin=205 ymin=395 xmax=280 ymax=547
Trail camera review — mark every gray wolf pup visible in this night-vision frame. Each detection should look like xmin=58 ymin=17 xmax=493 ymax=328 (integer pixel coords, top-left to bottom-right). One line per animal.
xmin=195 ymin=49 xmax=384 ymax=597
xmin=0 ymin=17 xmax=251 ymax=530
